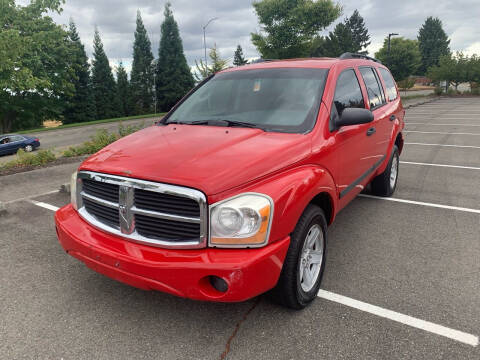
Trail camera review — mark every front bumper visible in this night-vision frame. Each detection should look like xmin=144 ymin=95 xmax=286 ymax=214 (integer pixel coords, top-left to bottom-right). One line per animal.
xmin=55 ymin=204 xmax=290 ymax=302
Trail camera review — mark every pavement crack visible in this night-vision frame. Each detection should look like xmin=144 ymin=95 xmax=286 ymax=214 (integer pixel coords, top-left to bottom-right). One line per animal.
xmin=219 ymin=296 xmax=261 ymax=360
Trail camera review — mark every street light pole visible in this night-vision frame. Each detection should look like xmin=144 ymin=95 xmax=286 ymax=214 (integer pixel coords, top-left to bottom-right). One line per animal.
xmin=203 ymin=17 xmax=218 ymax=67
xmin=387 ymin=33 xmax=399 ymax=55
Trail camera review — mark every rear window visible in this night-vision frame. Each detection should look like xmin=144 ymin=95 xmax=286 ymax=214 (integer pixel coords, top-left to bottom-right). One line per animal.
xmin=378 ymin=68 xmax=398 ymax=101
xmin=359 ymin=67 xmax=386 ymax=109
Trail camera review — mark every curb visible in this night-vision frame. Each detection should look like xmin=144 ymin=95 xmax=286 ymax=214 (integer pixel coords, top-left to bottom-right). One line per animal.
xmin=404 ymin=96 xmax=440 ymax=110
xmin=0 ymin=202 xmax=6 ymax=216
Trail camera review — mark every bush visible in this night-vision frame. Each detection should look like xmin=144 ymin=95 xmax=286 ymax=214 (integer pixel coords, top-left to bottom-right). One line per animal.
xmin=63 ymin=123 xmax=145 ymax=158
xmin=434 ymin=86 xmax=443 ymax=96
xmin=0 ymin=149 xmax=57 ymax=171
xmin=63 ymin=129 xmax=118 ymax=157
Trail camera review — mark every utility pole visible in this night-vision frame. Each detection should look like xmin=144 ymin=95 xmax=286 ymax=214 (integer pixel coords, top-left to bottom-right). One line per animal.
xmin=203 ymin=17 xmax=218 ymax=67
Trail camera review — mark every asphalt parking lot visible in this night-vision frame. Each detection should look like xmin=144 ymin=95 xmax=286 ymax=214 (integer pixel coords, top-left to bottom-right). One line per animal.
xmin=1 ymin=97 xmax=479 ymax=359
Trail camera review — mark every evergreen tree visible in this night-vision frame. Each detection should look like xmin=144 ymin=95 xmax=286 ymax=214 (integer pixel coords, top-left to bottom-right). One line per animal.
xmin=91 ymin=27 xmax=119 ymax=120
xmin=155 ymin=3 xmax=194 ymax=112
xmin=63 ymin=19 xmax=96 ymax=124
xmin=130 ymin=11 xmax=154 ymax=115
xmin=345 ymin=10 xmax=370 ymax=54
xmin=233 ymin=45 xmax=248 ymax=66
xmin=418 ymin=17 xmax=450 ymax=75
xmin=314 ymin=10 xmax=370 ymax=57
xmin=194 ymin=45 xmax=229 ymax=82
xmin=322 ymin=23 xmax=355 ymax=57
xmin=116 ymin=62 xmax=131 ymax=117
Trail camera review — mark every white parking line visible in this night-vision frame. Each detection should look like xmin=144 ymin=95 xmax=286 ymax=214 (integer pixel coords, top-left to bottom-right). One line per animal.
xmin=404 ymin=130 xmax=480 ymax=136
xmin=29 ymin=200 xmax=59 ymax=212
xmin=406 ymin=122 xmax=480 ymax=127
xmin=405 ymin=142 xmax=480 ymax=149
xmin=26 ymin=198 xmax=479 ymax=346
xmin=5 ymin=190 xmax=60 ymax=205
xmin=359 ymin=194 xmax=480 ymax=214
xmin=318 ymin=290 xmax=479 ymax=347
xmin=401 ymin=161 xmax=480 ymax=171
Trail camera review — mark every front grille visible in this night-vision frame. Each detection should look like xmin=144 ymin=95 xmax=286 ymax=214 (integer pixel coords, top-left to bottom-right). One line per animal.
xmin=83 ymin=179 xmax=119 ymax=203
xmin=135 ymin=214 xmax=201 ymax=240
xmin=134 ymin=189 xmax=200 ymax=217
xmin=77 ymin=172 xmax=207 ymax=248
xmin=83 ymin=198 xmax=119 ymax=228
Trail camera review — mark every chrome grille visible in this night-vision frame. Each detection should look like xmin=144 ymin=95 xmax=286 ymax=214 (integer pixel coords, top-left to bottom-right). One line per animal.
xmin=76 ymin=171 xmax=207 ymax=249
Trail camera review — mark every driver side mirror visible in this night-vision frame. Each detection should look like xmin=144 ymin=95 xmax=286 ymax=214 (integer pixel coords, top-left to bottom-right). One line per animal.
xmin=335 ymin=108 xmax=374 ymax=128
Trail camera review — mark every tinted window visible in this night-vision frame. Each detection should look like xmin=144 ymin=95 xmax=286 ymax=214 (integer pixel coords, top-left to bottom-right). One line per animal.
xmin=167 ymin=68 xmax=329 ymax=133
xmin=359 ymin=67 xmax=386 ymax=109
xmin=333 ymin=69 xmax=365 ymax=116
xmin=378 ymin=68 xmax=398 ymax=101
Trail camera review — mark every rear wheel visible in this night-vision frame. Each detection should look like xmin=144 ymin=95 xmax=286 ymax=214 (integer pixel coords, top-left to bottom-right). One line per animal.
xmin=371 ymin=145 xmax=399 ymax=197
xmin=270 ymin=205 xmax=327 ymax=309
xmin=24 ymin=145 xmax=33 ymax=152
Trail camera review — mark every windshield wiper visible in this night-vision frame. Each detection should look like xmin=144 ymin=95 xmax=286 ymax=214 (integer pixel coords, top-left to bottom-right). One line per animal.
xmin=164 ymin=119 xmax=266 ymax=131
xmin=190 ymin=119 xmax=266 ymax=131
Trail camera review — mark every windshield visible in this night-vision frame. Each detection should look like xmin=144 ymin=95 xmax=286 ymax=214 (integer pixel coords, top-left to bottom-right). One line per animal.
xmin=165 ymin=68 xmax=329 ymax=133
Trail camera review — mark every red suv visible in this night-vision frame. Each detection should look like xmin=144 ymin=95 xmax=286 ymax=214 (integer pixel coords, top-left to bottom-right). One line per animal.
xmin=55 ymin=53 xmax=404 ymax=309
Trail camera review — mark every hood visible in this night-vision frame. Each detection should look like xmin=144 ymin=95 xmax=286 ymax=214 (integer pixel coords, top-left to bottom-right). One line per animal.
xmin=80 ymin=124 xmax=311 ymax=195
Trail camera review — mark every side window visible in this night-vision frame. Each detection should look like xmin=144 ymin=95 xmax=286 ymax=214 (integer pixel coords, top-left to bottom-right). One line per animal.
xmin=11 ymin=135 xmax=24 ymax=142
xmin=333 ymin=69 xmax=365 ymax=117
xmin=359 ymin=67 xmax=386 ymax=109
xmin=378 ymin=68 xmax=398 ymax=101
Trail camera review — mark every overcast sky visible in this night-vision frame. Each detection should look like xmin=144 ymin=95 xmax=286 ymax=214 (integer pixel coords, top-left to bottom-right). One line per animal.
xmin=45 ymin=0 xmax=480 ymax=73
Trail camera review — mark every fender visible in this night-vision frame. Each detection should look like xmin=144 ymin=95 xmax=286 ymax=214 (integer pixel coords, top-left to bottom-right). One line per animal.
xmin=208 ymin=164 xmax=337 ymax=245
xmin=375 ymin=119 xmax=404 ymax=175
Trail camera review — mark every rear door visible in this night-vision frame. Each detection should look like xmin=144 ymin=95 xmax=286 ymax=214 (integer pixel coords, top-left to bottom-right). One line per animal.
xmin=331 ymin=68 xmax=375 ymax=202
xmin=358 ymin=67 xmax=390 ymax=165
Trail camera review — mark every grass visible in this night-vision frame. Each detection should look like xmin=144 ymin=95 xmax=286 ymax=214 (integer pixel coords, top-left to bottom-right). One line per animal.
xmin=0 ymin=149 xmax=57 ymax=171
xmin=1 ymin=123 xmax=145 ymax=173
xmin=17 ymin=113 xmax=165 ymax=134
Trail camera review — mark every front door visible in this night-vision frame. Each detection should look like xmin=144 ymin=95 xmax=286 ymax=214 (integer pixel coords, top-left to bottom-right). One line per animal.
xmin=330 ymin=68 xmax=376 ymax=207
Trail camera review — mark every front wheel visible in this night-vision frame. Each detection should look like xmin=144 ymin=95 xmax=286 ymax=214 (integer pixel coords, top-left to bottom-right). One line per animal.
xmin=269 ymin=205 xmax=327 ymax=309
xmin=371 ymin=145 xmax=399 ymax=197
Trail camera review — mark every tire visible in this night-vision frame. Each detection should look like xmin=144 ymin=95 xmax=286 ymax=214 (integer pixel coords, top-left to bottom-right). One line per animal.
xmin=269 ymin=204 xmax=327 ymax=309
xmin=24 ymin=145 xmax=33 ymax=152
xmin=371 ymin=145 xmax=399 ymax=197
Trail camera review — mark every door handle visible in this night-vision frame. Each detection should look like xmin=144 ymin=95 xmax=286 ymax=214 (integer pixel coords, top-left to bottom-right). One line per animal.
xmin=390 ymin=115 xmax=396 ymax=121
xmin=366 ymin=127 xmax=376 ymax=136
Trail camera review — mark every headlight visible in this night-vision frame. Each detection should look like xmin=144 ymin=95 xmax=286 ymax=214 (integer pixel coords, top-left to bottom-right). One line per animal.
xmin=209 ymin=193 xmax=273 ymax=247
xmin=71 ymin=171 xmax=78 ymax=210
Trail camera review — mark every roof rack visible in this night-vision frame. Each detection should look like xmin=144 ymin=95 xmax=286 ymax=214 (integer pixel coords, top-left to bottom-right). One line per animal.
xmin=250 ymin=58 xmax=278 ymax=64
xmin=339 ymin=52 xmax=382 ymax=64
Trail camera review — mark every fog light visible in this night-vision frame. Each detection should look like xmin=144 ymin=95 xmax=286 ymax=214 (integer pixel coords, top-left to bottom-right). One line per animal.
xmin=209 ymin=276 xmax=228 ymax=293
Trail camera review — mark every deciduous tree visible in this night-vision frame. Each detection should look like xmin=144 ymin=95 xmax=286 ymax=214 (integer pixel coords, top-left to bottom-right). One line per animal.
xmin=375 ymin=37 xmax=421 ymax=81
xmin=0 ymin=0 xmax=74 ymax=132
xmin=251 ymin=0 xmax=342 ymax=59
xmin=155 ymin=3 xmax=194 ymax=112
